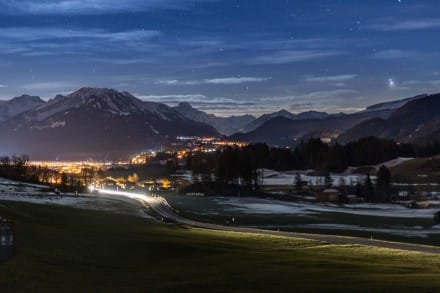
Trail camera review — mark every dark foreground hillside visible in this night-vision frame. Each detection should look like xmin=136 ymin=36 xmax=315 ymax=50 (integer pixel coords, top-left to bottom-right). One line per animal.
xmin=1 ymin=202 xmax=440 ymax=292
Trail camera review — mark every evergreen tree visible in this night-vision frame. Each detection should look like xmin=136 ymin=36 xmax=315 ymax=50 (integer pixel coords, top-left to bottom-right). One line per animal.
xmin=376 ymin=165 xmax=391 ymax=202
xmin=362 ymin=173 xmax=375 ymax=202
xmin=294 ymin=172 xmax=303 ymax=193
xmin=324 ymin=172 xmax=333 ymax=188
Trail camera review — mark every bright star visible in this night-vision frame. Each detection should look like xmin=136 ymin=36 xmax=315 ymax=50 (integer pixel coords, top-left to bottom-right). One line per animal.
xmin=388 ymin=78 xmax=395 ymax=88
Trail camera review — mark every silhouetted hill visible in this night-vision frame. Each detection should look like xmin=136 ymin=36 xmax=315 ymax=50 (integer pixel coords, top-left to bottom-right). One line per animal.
xmin=0 ymin=95 xmax=45 ymax=122
xmin=241 ymin=109 xmax=329 ymax=133
xmin=363 ymin=94 xmax=427 ymax=113
xmin=339 ymin=93 xmax=440 ymax=144
xmin=231 ymin=110 xmax=390 ymax=146
xmin=174 ymin=102 xmax=255 ymax=135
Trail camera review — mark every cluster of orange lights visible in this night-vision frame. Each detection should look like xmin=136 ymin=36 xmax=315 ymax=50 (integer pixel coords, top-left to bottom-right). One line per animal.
xmin=174 ymin=140 xmax=247 ymax=159
xmin=28 ymin=161 xmax=106 ymax=174
xmin=213 ymin=141 xmax=248 ymax=147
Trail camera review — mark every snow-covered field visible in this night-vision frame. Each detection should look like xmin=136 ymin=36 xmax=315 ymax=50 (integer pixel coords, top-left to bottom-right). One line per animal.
xmin=3 ymin=177 xmax=440 ymax=240
xmin=210 ymin=197 xmax=438 ymax=219
xmin=163 ymin=194 xmax=440 ymax=239
xmin=0 ymin=178 xmax=150 ymax=218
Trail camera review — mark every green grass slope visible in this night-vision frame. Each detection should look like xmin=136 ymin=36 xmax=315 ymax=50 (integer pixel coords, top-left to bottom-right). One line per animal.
xmin=0 ymin=202 xmax=440 ymax=292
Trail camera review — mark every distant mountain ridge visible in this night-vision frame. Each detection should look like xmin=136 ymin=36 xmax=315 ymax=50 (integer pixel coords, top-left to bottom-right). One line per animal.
xmin=363 ymin=94 xmax=428 ymax=113
xmin=339 ymin=93 xmax=440 ymax=144
xmin=0 ymin=95 xmax=45 ymax=123
xmin=231 ymin=94 xmax=429 ymax=146
xmin=231 ymin=110 xmax=391 ymax=146
xmin=174 ymin=102 xmax=332 ymax=135
xmin=241 ymin=109 xmax=330 ymax=133
xmin=0 ymin=88 xmax=217 ymax=160
xmin=0 ymin=89 xmax=436 ymax=159
xmin=174 ymin=102 xmax=255 ymax=135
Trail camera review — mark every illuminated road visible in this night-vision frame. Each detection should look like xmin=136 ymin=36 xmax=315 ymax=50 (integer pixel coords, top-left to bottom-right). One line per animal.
xmin=94 ymin=188 xmax=440 ymax=255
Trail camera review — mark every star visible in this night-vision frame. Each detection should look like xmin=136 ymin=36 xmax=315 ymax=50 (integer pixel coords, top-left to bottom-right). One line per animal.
xmin=388 ymin=78 xmax=395 ymax=88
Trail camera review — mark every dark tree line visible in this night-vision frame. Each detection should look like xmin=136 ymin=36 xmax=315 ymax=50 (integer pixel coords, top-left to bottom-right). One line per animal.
xmin=186 ymin=137 xmax=440 ymax=188
xmin=0 ymin=155 xmax=96 ymax=192
xmin=292 ymin=137 xmax=416 ymax=173
xmin=187 ymin=144 xmax=278 ymax=188
xmin=347 ymin=166 xmax=391 ymax=203
xmin=0 ymin=155 xmax=36 ymax=182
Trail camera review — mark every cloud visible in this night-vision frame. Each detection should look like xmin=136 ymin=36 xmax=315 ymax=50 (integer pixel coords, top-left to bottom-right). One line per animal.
xmin=305 ymin=74 xmax=358 ymax=82
xmin=401 ymin=79 xmax=440 ymax=88
xmin=0 ymin=84 xmax=7 ymax=88
xmin=138 ymin=94 xmax=208 ymax=102
xmin=137 ymin=94 xmax=256 ymax=111
xmin=93 ymin=58 xmax=155 ymax=65
xmin=138 ymin=94 xmax=250 ymax=104
xmin=371 ymin=49 xmax=411 ymax=59
xmin=0 ymin=0 xmax=215 ymax=15
xmin=250 ymin=50 xmax=343 ymax=64
xmin=0 ymin=27 xmax=161 ymax=58
xmin=259 ymin=89 xmax=358 ymax=103
xmin=0 ymin=27 xmax=160 ymax=42
xmin=254 ymin=89 xmax=360 ymax=114
xmin=155 ymin=77 xmax=270 ymax=86
xmin=154 ymin=80 xmax=196 ymax=86
xmin=206 ymin=77 xmax=270 ymax=84
xmin=22 ymin=81 xmax=78 ymax=91
xmin=136 ymin=88 xmax=361 ymax=117
xmin=368 ymin=18 xmax=440 ymax=31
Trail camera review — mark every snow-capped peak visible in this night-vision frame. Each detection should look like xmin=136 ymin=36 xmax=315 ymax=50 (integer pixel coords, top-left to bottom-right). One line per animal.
xmin=31 ymin=88 xmax=148 ymax=121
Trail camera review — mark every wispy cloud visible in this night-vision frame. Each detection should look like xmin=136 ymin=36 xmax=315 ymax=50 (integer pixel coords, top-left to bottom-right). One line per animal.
xmin=93 ymin=58 xmax=155 ymax=65
xmin=0 ymin=27 xmax=160 ymax=42
xmin=0 ymin=27 xmax=161 ymax=58
xmin=371 ymin=49 xmax=437 ymax=60
xmin=136 ymin=88 xmax=362 ymax=117
xmin=154 ymin=80 xmax=199 ymax=86
xmin=250 ymin=50 xmax=343 ymax=65
xmin=401 ymin=79 xmax=440 ymax=88
xmin=155 ymin=77 xmax=270 ymax=86
xmin=249 ymin=89 xmax=360 ymax=114
xmin=22 ymin=81 xmax=78 ymax=91
xmin=137 ymin=94 xmax=255 ymax=108
xmin=206 ymin=77 xmax=270 ymax=84
xmin=0 ymin=84 xmax=7 ymax=88
xmin=368 ymin=18 xmax=440 ymax=31
xmin=0 ymin=0 xmax=215 ymax=15
xmin=305 ymin=74 xmax=358 ymax=82
xmin=372 ymin=49 xmax=411 ymax=59
xmin=259 ymin=89 xmax=357 ymax=103
xmin=138 ymin=94 xmax=208 ymax=102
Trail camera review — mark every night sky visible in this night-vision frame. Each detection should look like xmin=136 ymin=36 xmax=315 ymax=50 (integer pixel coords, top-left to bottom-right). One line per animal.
xmin=0 ymin=0 xmax=439 ymax=116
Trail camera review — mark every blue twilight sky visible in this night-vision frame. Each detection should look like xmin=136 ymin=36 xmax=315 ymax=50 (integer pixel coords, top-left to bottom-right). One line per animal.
xmin=0 ymin=0 xmax=440 ymax=116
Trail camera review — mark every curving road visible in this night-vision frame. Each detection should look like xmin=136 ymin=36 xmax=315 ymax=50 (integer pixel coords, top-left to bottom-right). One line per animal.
xmin=96 ymin=189 xmax=440 ymax=255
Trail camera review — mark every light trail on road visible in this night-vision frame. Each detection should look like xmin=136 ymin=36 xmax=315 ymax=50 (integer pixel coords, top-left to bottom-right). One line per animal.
xmin=93 ymin=188 xmax=154 ymax=203
xmin=91 ymin=187 xmax=440 ymax=255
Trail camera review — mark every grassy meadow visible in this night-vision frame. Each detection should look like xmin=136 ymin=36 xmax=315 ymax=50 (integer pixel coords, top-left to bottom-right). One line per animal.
xmin=0 ymin=201 xmax=440 ymax=292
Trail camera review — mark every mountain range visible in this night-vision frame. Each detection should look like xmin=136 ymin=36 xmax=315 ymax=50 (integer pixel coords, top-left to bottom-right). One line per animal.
xmin=0 ymin=87 xmax=437 ymax=160
xmin=339 ymin=93 xmax=440 ymax=144
xmin=174 ymin=102 xmax=255 ymax=135
xmin=0 ymin=88 xmax=217 ymax=160
xmin=240 ymin=109 xmax=331 ymax=134
xmin=0 ymin=95 xmax=45 ymax=123
xmin=231 ymin=94 xmax=432 ymax=146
